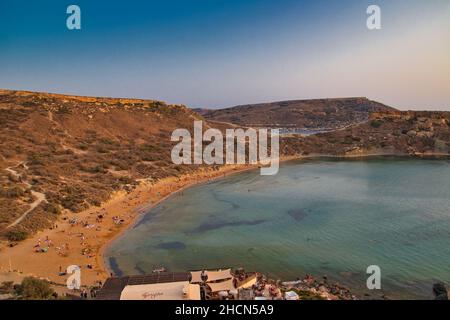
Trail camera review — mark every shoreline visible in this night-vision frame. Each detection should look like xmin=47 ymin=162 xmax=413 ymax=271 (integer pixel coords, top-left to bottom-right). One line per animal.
xmin=97 ymin=162 xmax=267 ymax=277
xmin=1 ymin=152 xmax=449 ymax=288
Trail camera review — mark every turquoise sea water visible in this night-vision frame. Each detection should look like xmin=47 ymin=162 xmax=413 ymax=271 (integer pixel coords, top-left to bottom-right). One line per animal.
xmin=105 ymin=159 xmax=450 ymax=299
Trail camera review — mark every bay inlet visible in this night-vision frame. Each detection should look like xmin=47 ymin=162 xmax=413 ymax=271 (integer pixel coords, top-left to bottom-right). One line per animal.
xmin=105 ymin=158 xmax=450 ymax=299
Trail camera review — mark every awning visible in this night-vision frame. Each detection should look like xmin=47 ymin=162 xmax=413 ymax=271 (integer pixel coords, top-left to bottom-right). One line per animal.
xmin=190 ymin=271 xmax=203 ymax=284
xmin=207 ymin=279 xmax=235 ymax=293
xmin=237 ymin=275 xmax=257 ymax=289
xmin=207 ymin=269 xmax=232 ymax=282
xmin=190 ymin=269 xmax=233 ymax=283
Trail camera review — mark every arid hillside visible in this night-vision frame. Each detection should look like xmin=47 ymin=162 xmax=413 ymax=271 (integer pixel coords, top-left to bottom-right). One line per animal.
xmin=281 ymin=111 xmax=450 ymax=157
xmin=197 ymin=97 xmax=396 ymax=129
xmin=0 ymin=89 xmax=210 ymax=237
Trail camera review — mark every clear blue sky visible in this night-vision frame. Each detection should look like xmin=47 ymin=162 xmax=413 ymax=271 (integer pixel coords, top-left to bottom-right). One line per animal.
xmin=0 ymin=0 xmax=449 ymax=109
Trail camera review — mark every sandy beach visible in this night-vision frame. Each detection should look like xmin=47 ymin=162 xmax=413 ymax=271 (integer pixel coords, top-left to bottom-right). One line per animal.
xmin=0 ymin=163 xmax=261 ymax=288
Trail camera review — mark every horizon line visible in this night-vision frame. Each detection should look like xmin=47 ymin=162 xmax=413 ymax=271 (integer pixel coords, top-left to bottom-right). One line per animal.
xmin=1 ymin=87 xmax=449 ymax=112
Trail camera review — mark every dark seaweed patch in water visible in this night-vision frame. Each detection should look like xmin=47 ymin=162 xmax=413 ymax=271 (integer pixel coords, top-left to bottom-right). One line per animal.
xmin=108 ymin=257 xmax=123 ymax=277
xmin=134 ymin=205 xmax=164 ymax=229
xmin=211 ymin=190 xmax=240 ymax=210
xmin=191 ymin=219 xmax=267 ymax=233
xmin=288 ymin=209 xmax=308 ymax=221
xmin=156 ymin=241 xmax=186 ymax=250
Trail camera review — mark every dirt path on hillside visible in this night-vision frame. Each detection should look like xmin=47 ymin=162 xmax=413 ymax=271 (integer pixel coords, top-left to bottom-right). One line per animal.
xmin=7 ymin=190 xmax=46 ymax=229
xmin=4 ymin=162 xmax=47 ymax=229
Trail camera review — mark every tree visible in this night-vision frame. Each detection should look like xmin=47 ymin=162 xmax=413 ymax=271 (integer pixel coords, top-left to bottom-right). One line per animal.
xmin=15 ymin=277 xmax=55 ymax=300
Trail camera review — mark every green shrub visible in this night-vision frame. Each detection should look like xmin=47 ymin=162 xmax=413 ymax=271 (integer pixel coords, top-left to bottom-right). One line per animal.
xmin=44 ymin=203 xmax=61 ymax=215
xmin=56 ymin=105 xmax=71 ymax=114
xmin=77 ymin=144 xmax=88 ymax=150
xmin=94 ymin=145 xmax=109 ymax=153
xmin=0 ymin=281 xmax=14 ymax=294
xmin=370 ymin=120 xmax=383 ymax=128
xmin=83 ymin=165 xmax=107 ymax=174
xmin=15 ymin=277 xmax=54 ymax=300
xmin=118 ymin=176 xmax=134 ymax=184
xmin=5 ymin=229 xmax=29 ymax=242
xmin=1 ymin=186 xmax=25 ymax=198
xmin=89 ymin=199 xmax=101 ymax=207
xmin=293 ymin=289 xmax=325 ymax=300
xmin=28 ymin=153 xmax=44 ymax=165
xmin=100 ymin=138 xmax=116 ymax=145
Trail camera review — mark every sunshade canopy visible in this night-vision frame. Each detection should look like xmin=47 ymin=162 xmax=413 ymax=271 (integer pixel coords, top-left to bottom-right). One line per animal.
xmin=190 ymin=269 xmax=233 ymax=283
xmin=207 ymin=279 xmax=235 ymax=293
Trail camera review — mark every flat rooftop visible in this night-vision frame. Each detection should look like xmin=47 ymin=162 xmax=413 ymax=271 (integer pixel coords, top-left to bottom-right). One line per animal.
xmin=96 ymin=272 xmax=191 ymax=300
